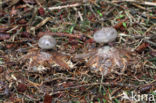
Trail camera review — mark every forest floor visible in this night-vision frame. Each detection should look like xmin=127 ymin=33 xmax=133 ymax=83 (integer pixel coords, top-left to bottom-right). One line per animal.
xmin=0 ymin=0 xmax=156 ymax=103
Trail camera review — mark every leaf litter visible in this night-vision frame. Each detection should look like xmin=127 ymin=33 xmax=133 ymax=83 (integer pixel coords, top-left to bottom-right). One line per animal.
xmin=0 ymin=0 xmax=156 ymax=102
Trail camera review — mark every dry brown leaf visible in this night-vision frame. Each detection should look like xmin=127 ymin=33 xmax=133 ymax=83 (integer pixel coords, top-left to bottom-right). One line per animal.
xmin=52 ymin=52 xmax=70 ymax=70
xmin=17 ymin=83 xmax=28 ymax=93
xmin=43 ymin=94 xmax=52 ymax=103
xmin=136 ymin=42 xmax=149 ymax=53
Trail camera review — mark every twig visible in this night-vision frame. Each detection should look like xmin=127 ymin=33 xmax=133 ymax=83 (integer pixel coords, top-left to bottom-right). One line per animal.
xmin=30 ymin=17 xmax=52 ymax=31
xmin=119 ymin=33 xmax=156 ymax=47
xmin=38 ymin=32 xmax=84 ymax=40
xmin=0 ymin=0 xmax=11 ymax=5
xmin=48 ymin=3 xmax=81 ymax=11
xmin=132 ymin=3 xmax=151 ymax=12
xmin=35 ymin=0 xmax=42 ymax=7
xmin=113 ymin=0 xmax=156 ymax=6
xmin=74 ymin=7 xmax=83 ymax=21
xmin=54 ymin=82 xmax=138 ymax=92
xmin=144 ymin=39 xmax=156 ymax=47
xmin=0 ymin=0 xmax=2 ymax=10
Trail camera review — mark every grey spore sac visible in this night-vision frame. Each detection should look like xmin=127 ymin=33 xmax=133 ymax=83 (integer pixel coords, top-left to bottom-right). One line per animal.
xmin=93 ymin=27 xmax=117 ymax=43
xmin=38 ymin=35 xmax=56 ymax=49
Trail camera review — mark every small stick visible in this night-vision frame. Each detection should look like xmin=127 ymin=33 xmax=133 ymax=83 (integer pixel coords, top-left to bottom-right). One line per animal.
xmin=74 ymin=7 xmax=83 ymax=21
xmin=144 ymin=39 xmax=156 ymax=47
xmin=132 ymin=3 xmax=150 ymax=11
xmin=31 ymin=17 xmax=52 ymax=31
xmin=113 ymin=0 xmax=156 ymax=6
xmin=38 ymin=32 xmax=84 ymax=40
xmin=54 ymin=82 xmax=138 ymax=92
xmin=48 ymin=3 xmax=81 ymax=11
xmin=35 ymin=0 xmax=42 ymax=7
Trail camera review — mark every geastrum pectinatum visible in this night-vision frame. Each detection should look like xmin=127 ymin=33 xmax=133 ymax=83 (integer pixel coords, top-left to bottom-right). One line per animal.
xmin=20 ymin=34 xmax=74 ymax=72
xmin=75 ymin=27 xmax=132 ymax=76
xmin=20 ymin=27 xmax=137 ymax=76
